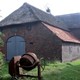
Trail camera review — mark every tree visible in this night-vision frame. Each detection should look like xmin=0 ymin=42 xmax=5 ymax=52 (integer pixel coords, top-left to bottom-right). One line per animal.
xmin=0 ymin=32 xmax=4 ymax=47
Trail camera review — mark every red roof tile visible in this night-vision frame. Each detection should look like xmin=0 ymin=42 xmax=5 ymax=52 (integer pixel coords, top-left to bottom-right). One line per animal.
xmin=43 ymin=22 xmax=80 ymax=43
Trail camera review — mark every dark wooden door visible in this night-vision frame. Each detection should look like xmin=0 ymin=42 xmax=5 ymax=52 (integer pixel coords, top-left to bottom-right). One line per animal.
xmin=7 ymin=36 xmax=25 ymax=61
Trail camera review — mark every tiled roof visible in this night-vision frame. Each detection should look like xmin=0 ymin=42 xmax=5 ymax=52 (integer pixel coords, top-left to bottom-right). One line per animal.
xmin=43 ymin=22 xmax=80 ymax=43
xmin=55 ymin=13 xmax=80 ymax=28
xmin=0 ymin=3 xmax=68 ymax=31
xmin=55 ymin=13 xmax=80 ymax=40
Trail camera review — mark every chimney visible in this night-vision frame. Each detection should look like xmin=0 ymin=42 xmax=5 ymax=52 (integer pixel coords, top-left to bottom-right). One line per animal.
xmin=46 ymin=7 xmax=51 ymax=14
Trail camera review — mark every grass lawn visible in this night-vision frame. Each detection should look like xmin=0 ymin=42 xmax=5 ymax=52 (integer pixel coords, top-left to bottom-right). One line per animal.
xmin=0 ymin=52 xmax=80 ymax=80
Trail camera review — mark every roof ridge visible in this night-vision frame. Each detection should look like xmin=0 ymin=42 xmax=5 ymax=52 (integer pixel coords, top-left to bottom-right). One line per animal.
xmin=26 ymin=3 xmax=40 ymax=20
xmin=0 ymin=3 xmax=69 ymax=31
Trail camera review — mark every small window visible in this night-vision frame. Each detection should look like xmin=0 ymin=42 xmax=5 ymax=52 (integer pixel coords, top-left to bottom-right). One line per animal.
xmin=11 ymin=27 xmax=17 ymax=33
xmin=30 ymin=42 xmax=33 ymax=45
xmin=26 ymin=24 xmax=32 ymax=31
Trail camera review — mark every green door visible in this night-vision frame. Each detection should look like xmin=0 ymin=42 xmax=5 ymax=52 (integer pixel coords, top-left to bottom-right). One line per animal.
xmin=7 ymin=36 xmax=25 ymax=61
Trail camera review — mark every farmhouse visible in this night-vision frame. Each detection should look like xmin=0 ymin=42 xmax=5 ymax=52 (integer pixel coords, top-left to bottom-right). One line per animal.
xmin=0 ymin=3 xmax=80 ymax=62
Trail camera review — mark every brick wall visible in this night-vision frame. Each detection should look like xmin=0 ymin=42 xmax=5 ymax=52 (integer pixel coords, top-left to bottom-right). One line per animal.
xmin=1 ymin=22 xmax=62 ymax=61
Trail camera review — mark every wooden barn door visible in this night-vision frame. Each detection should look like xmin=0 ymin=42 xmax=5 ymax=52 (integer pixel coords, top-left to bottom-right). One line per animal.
xmin=7 ymin=36 xmax=25 ymax=61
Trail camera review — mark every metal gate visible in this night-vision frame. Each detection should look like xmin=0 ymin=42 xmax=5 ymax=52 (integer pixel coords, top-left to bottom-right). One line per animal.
xmin=7 ymin=36 xmax=25 ymax=61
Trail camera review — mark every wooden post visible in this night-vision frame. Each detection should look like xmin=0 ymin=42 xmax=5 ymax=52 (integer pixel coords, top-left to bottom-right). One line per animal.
xmin=38 ymin=62 xmax=41 ymax=80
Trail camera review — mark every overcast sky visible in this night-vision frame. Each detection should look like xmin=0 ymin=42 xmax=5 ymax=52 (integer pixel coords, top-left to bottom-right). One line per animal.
xmin=0 ymin=0 xmax=80 ymax=20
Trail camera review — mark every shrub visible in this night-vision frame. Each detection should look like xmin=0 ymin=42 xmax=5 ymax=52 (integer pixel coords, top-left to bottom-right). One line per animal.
xmin=0 ymin=52 xmax=4 ymax=78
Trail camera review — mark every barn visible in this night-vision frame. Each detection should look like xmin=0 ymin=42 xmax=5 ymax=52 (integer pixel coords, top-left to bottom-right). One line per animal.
xmin=0 ymin=3 xmax=80 ymax=62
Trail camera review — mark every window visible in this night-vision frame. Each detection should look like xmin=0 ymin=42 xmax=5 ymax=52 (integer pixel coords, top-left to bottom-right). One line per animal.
xmin=26 ymin=24 xmax=32 ymax=31
xmin=11 ymin=27 xmax=17 ymax=33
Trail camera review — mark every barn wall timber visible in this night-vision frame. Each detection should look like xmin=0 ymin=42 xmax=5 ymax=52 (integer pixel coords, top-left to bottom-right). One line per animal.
xmin=62 ymin=42 xmax=80 ymax=62
xmin=1 ymin=22 xmax=62 ymax=61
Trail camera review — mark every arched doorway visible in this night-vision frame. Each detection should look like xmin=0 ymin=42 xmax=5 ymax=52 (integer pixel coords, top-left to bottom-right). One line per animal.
xmin=7 ymin=36 xmax=25 ymax=61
